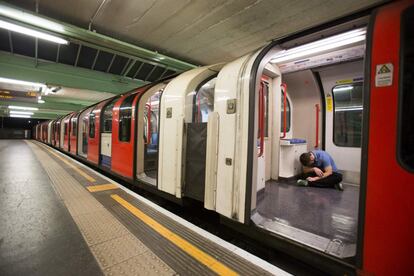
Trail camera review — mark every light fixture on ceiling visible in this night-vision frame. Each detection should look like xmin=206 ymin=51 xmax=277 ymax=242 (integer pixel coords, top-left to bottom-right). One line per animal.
xmin=10 ymin=114 xmax=31 ymax=118
xmin=8 ymin=105 xmax=39 ymax=111
xmin=10 ymin=110 xmax=34 ymax=115
xmin=0 ymin=77 xmax=46 ymax=90
xmin=0 ymin=3 xmax=65 ymax=32
xmin=271 ymin=28 xmax=366 ymax=64
xmin=38 ymin=99 xmax=45 ymax=104
xmin=0 ymin=19 xmax=68 ymax=44
xmin=333 ymin=86 xmax=354 ymax=92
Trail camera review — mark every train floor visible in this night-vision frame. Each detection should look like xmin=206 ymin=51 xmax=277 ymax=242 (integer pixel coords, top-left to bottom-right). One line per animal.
xmin=253 ymin=179 xmax=359 ymax=259
xmin=0 ymin=140 xmax=289 ymax=276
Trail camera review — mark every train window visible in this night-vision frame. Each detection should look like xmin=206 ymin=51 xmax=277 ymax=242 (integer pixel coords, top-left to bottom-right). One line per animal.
xmin=89 ymin=113 xmax=95 ymax=138
xmin=119 ymin=94 xmax=136 ymax=142
xmin=398 ymin=6 xmax=414 ymax=171
xmin=193 ymin=77 xmax=216 ymax=123
xmin=102 ymin=98 xmax=118 ymax=133
xmin=280 ymin=90 xmax=291 ymax=134
xmin=64 ymin=122 xmax=68 ymax=135
xmin=72 ymin=118 xmax=77 ymax=136
xmin=332 ymin=82 xmax=363 ymax=147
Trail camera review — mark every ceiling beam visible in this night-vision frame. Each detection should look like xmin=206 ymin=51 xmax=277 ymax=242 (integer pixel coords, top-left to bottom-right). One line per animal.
xmin=0 ymin=2 xmax=197 ymax=72
xmin=0 ymin=52 xmax=144 ymax=94
xmin=0 ymin=99 xmax=84 ymax=113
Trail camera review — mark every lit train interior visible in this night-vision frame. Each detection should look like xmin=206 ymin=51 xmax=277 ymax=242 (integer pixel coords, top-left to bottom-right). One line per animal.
xmin=250 ymin=22 xmax=367 ymax=260
xmin=136 ymin=83 xmax=166 ymax=184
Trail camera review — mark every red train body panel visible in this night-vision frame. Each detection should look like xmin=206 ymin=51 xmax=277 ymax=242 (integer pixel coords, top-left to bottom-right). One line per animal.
xmin=87 ymin=99 xmax=111 ymax=165
xmin=363 ymin=1 xmax=414 ymax=275
xmin=111 ymin=92 xmax=141 ymax=179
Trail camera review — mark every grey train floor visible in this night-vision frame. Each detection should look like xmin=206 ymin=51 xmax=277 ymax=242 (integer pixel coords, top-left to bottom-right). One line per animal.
xmin=256 ymin=179 xmax=358 ymax=247
xmin=0 ymin=140 xmax=288 ymax=276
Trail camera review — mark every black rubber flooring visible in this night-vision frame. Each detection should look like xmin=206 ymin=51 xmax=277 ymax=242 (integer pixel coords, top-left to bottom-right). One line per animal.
xmin=0 ymin=140 xmax=102 ymax=276
xmin=256 ymin=179 xmax=359 ymax=244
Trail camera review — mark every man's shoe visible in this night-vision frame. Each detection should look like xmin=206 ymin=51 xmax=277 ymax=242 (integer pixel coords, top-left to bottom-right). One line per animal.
xmin=296 ymin=179 xmax=308 ymax=187
xmin=335 ymin=182 xmax=344 ymax=191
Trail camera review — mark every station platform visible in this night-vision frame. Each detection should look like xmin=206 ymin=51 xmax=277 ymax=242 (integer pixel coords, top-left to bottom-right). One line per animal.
xmin=0 ymin=140 xmax=289 ymax=276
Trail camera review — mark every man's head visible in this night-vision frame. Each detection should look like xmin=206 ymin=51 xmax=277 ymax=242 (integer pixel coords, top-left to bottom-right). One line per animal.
xmin=300 ymin=152 xmax=315 ymax=167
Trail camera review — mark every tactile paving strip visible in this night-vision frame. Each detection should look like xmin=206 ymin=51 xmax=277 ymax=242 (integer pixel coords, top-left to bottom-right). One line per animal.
xmin=105 ymin=251 xmax=176 ymax=276
xmin=32 ymin=141 xmax=286 ymax=276
xmin=26 ymin=141 xmax=175 ymax=275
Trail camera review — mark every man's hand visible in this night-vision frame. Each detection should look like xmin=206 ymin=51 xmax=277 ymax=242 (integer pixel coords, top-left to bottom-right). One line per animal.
xmin=307 ymin=176 xmax=319 ymax=182
xmin=313 ymin=167 xmax=324 ymax=176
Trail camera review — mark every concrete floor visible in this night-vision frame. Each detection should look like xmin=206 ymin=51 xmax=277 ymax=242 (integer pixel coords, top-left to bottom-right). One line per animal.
xmin=0 ymin=140 xmax=102 ymax=276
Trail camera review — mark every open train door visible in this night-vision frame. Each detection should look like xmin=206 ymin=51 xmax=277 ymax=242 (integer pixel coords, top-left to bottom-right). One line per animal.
xmin=205 ymin=50 xmax=276 ymax=223
xmin=361 ymin=1 xmax=414 ymax=275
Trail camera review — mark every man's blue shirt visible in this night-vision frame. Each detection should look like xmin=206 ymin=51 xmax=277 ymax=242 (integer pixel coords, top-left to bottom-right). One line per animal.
xmin=311 ymin=150 xmax=338 ymax=172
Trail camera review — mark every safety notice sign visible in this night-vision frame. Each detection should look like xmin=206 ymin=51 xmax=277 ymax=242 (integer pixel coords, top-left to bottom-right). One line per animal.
xmin=375 ymin=63 xmax=393 ymax=87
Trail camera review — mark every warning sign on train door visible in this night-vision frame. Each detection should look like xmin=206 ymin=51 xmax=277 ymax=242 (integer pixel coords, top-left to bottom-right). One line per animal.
xmin=375 ymin=63 xmax=393 ymax=87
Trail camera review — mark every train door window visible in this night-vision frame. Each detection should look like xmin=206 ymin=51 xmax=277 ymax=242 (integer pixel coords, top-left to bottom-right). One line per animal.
xmin=143 ymin=90 xmax=162 ymax=179
xmin=332 ymin=82 xmax=363 ymax=147
xmin=89 ymin=113 xmax=95 ymax=138
xmin=72 ymin=118 xmax=77 ymax=136
xmin=119 ymin=94 xmax=136 ymax=142
xmin=398 ymin=6 xmax=414 ymax=171
xmin=64 ymin=122 xmax=68 ymax=135
xmin=193 ymin=77 xmax=216 ymax=123
xmin=280 ymin=89 xmax=291 ymax=134
xmin=102 ymin=99 xmax=117 ymax=133
xmin=262 ymin=81 xmax=270 ymax=137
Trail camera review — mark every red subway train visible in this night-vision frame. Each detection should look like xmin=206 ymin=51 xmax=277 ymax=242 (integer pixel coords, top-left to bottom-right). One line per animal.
xmin=34 ymin=1 xmax=414 ymax=275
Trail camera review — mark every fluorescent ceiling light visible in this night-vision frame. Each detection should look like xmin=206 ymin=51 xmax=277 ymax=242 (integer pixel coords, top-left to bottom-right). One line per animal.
xmin=10 ymin=110 xmax=34 ymax=115
xmin=8 ymin=105 xmax=39 ymax=111
xmin=0 ymin=4 xmax=65 ymax=32
xmin=271 ymin=28 xmax=366 ymax=63
xmin=38 ymin=99 xmax=45 ymax=104
xmin=10 ymin=114 xmax=31 ymax=118
xmin=335 ymin=106 xmax=363 ymax=112
xmin=0 ymin=77 xmax=46 ymax=89
xmin=333 ymin=86 xmax=354 ymax=92
xmin=0 ymin=19 xmax=68 ymax=44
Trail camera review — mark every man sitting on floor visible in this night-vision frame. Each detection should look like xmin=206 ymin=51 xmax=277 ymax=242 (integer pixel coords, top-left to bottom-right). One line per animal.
xmin=297 ymin=150 xmax=343 ymax=191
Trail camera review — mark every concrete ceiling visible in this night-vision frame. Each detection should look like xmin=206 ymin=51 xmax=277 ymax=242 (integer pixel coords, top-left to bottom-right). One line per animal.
xmin=7 ymin=0 xmax=384 ymax=65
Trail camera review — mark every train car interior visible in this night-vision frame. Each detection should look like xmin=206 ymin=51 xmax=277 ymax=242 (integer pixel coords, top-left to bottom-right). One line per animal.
xmin=136 ymin=83 xmax=166 ymax=185
xmin=250 ymin=20 xmax=367 ymax=261
xmin=99 ymin=97 xmax=118 ymax=169
xmin=69 ymin=113 xmax=78 ymax=154
xmin=59 ymin=117 xmax=65 ymax=149
xmin=62 ymin=114 xmax=72 ymax=151
xmin=78 ymin=107 xmax=93 ymax=158
xmin=47 ymin=121 xmax=53 ymax=144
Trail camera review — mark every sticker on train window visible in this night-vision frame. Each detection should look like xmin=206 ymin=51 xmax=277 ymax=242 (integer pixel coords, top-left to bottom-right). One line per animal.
xmin=335 ymin=79 xmax=353 ymax=84
xmin=375 ymin=63 xmax=393 ymax=87
xmin=326 ymin=94 xmax=333 ymax=112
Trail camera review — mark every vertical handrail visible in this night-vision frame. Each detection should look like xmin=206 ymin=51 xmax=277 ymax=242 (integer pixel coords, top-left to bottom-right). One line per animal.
xmin=197 ymin=95 xmax=201 ymax=123
xmin=280 ymin=83 xmax=287 ymax=139
xmin=145 ymin=103 xmax=152 ymax=144
xmin=258 ymin=81 xmax=265 ymax=157
xmin=315 ymin=103 xmax=320 ymax=148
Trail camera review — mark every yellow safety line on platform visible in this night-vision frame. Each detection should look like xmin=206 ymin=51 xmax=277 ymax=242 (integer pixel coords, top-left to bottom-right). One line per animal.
xmin=43 ymin=147 xmax=96 ymax=183
xmin=111 ymin=194 xmax=238 ymax=276
xmin=87 ymin=183 xmax=119 ymax=193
